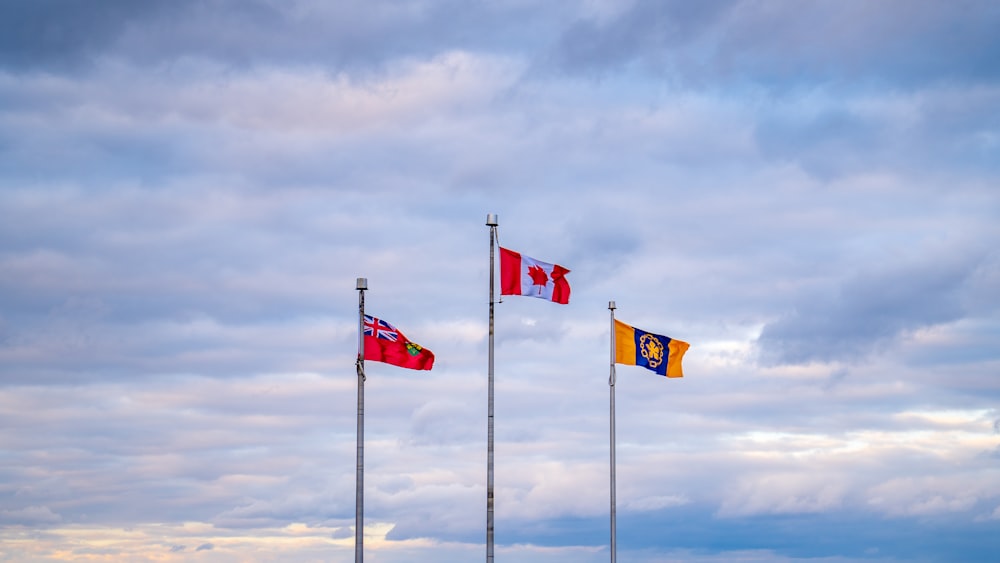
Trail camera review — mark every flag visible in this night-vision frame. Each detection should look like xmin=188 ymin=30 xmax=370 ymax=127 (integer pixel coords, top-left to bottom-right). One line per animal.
xmin=614 ymin=319 xmax=689 ymax=378
xmin=499 ymin=247 xmax=571 ymax=304
xmin=363 ymin=314 xmax=435 ymax=370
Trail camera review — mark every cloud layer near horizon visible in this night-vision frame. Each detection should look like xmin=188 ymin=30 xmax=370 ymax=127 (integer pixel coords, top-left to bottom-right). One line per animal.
xmin=2 ymin=1 xmax=999 ymax=561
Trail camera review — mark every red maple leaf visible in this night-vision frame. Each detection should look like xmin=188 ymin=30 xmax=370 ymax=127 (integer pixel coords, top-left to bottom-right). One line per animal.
xmin=527 ymin=264 xmax=549 ymax=290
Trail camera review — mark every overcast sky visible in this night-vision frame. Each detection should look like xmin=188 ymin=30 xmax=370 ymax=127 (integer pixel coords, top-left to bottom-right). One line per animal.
xmin=2 ymin=1 xmax=999 ymax=561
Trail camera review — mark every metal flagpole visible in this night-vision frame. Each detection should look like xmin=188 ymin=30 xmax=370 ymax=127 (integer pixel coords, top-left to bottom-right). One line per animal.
xmin=486 ymin=213 xmax=498 ymax=563
xmin=609 ymin=301 xmax=617 ymax=563
xmin=355 ymin=277 xmax=367 ymax=563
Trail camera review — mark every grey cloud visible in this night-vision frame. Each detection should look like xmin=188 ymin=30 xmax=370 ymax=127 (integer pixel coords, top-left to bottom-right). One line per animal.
xmin=754 ymin=86 xmax=1000 ymax=179
xmin=0 ymin=505 xmax=62 ymax=525
xmin=550 ymin=0 xmax=735 ymax=75
xmin=0 ymin=0 xmax=561 ymax=73
xmin=195 ymin=542 xmax=214 ymax=551
xmin=549 ymin=0 xmax=1000 ymax=88
xmin=754 ymin=108 xmax=886 ymax=179
xmin=406 ymin=400 xmax=479 ymax=446
xmin=717 ymin=0 xmax=1000 ymax=87
xmin=329 ymin=527 xmax=353 ymax=539
xmin=0 ymin=0 xmax=185 ymax=71
xmin=757 ymin=250 xmax=984 ymax=365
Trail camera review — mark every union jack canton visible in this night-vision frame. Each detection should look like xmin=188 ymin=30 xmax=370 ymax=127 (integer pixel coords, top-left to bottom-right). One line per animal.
xmin=363 ymin=315 xmax=398 ymax=341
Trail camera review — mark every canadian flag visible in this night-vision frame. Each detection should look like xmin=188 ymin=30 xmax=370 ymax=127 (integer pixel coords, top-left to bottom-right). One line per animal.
xmin=499 ymin=247 xmax=571 ymax=304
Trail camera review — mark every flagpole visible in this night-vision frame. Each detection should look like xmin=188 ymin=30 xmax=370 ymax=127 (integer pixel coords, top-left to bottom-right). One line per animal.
xmin=486 ymin=213 xmax=498 ymax=563
xmin=355 ymin=277 xmax=367 ymax=563
xmin=609 ymin=300 xmax=617 ymax=563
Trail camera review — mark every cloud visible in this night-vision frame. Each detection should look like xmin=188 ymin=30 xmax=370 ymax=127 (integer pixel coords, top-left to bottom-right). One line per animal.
xmin=0 ymin=0 xmax=184 ymax=70
xmin=718 ymin=473 xmax=848 ymax=517
xmin=550 ymin=0 xmax=736 ymax=75
xmin=756 ymin=246 xmax=986 ymax=365
xmin=0 ymin=0 xmax=562 ymax=75
xmin=866 ymin=475 xmax=1000 ymax=517
xmin=549 ymin=0 xmax=1000 ymax=88
xmin=0 ymin=505 xmax=62 ymax=525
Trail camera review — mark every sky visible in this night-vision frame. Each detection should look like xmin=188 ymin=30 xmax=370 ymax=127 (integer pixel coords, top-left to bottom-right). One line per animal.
xmin=1 ymin=0 xmax=999 ymax=561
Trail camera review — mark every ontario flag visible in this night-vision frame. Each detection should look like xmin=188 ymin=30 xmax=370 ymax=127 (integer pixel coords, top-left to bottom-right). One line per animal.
xmin=363 ymin=314 xmax=435 ymax=370
xmin=500 ymin=247 xmax=571 ymax=304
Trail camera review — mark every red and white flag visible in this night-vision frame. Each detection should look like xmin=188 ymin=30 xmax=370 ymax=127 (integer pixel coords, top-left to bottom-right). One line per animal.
xmin=363 ymin=314 xmax=435 ymax=370
xmin=499 ymin=247 xmax=571 ymax=304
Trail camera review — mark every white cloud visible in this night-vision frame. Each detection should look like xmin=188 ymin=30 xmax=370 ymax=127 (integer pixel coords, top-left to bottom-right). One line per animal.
xmin=718 ymin=473 xmax=848 ymax=517
xmin=866 ymin=474 xmax=1000 ymax=517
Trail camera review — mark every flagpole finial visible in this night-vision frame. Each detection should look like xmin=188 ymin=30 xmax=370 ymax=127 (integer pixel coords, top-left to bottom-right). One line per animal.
xmin=356 ymin=278 xmax=368 ymax=291
xmin=609 ymin=300 xmax=616 ymax=310
xmin=486 ymin=213 xmax=498 ymax=226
